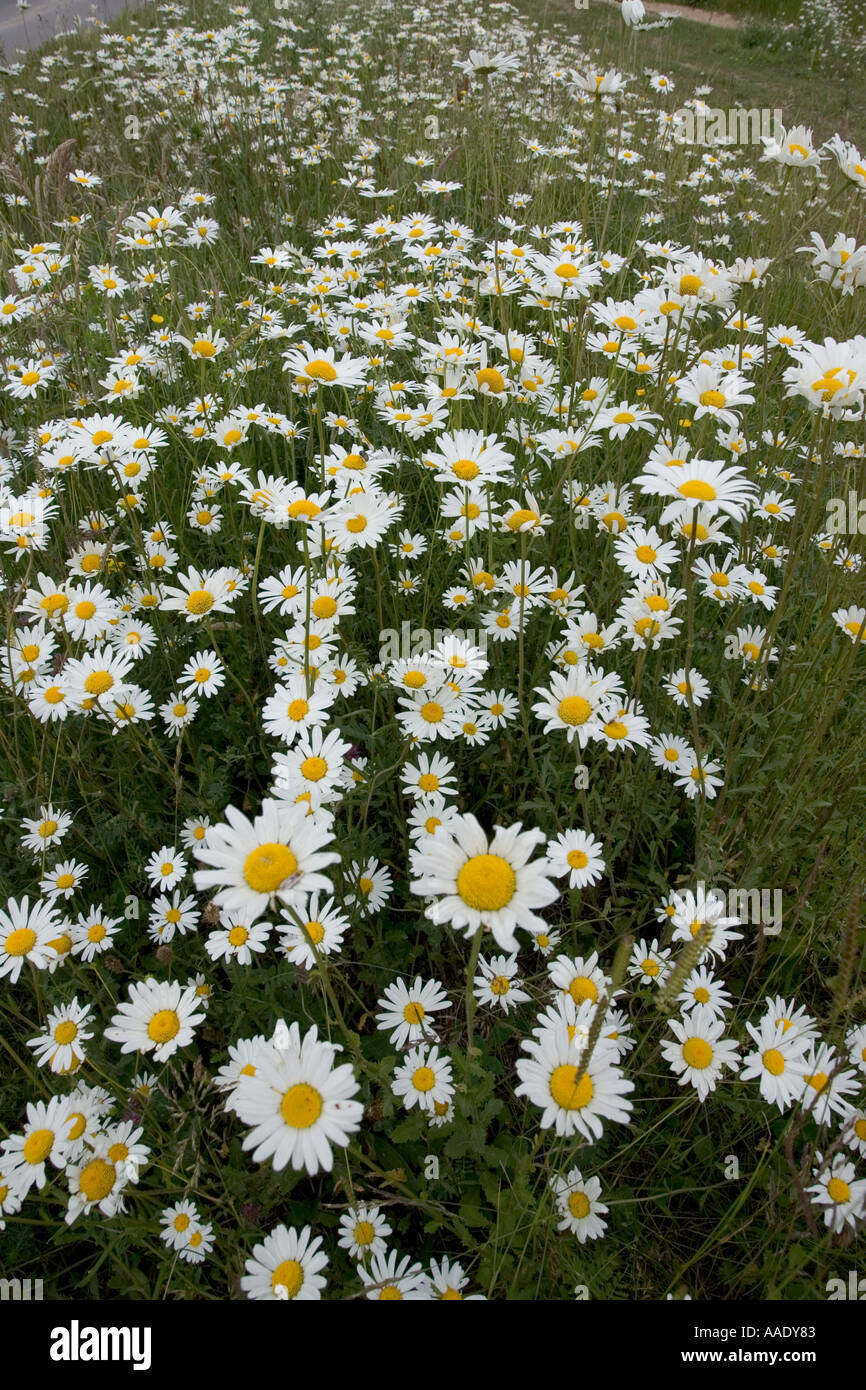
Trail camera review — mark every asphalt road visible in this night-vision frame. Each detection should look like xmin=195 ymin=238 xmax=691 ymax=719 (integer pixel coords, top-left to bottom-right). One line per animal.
xmin=0 ymin=0 xmax=148 ymax=57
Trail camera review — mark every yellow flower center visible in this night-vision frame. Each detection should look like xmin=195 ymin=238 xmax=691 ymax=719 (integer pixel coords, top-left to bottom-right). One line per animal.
xmin=827 ymin=1177 xmax=851 ymax=1203
xmin=5 ymin=927 xmax=37 ymax=956
xmin=312 ymin=595 xmax=337 ymax=619
xmin=476 ymin=367 xmax=505 ymax=392
xmin=280 ymin=1082 xmax=323 ymax=1128
xmin=682 ymin=1037 xmax=713 ymax=1069
xmin=192 ymin=339 xmax=217 ymax=357
xmin=412 ymin=1066 xmax=436 ymax=1092
xmin=403 ymin=1002 xmax=425 ymax=1024
xmin=354 ymin=1221 xmax=375 ymax=1246
xmin=763 ymin=1048 xmax=785 ymax=1076
xmin=549 ymin=1065 xmax=594 ymax=1110
xmin=305 ymin=359 xmax=338 ymax=381
xmin=228 ymin=925 xmax=249 ymax=947
xmin=79 ymin=1158 xmax=116 ymax=1203
xmin=243 ymin=843 xmax=298 ymax=893
xmin=568 ymin=976 xmax=598 ymax=1004
xmin=272 ymin=1260 xmax=304 ymax=1298
xmin=148 ymin=1009 xmax=180 ymax=1044
xmin=568 ymin=1190 xmax=590 ymax=1219
xmin=456 ymin=854 xmax=516 ymax=911
xmin=558 ymin=695 xmax=591 ymax=725
xmin=452 ymin=458 xmax=479 ymax=481
xmin=23 ymin=1129 xmax=55 ymax=1164
xmin=678 ymin=479 xmax=716 ymax=501
xmin=54 ymin=1021 xmax=78 ymax=1045
xmin=185 ymin=589 xmax=214 ymax=615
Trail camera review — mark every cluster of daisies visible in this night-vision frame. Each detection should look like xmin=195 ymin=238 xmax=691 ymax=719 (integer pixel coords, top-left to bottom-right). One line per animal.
xmin=0 ymin=0 xmax=865 ymax=1298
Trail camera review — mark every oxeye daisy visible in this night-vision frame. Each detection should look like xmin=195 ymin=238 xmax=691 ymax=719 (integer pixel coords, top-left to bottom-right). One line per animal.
xmin=376 ymin=975 xmax=450 ymax=1048
xmin=241 ymin=1224 xmax=329 ymax=1300
xmin=205 ymin=911 xmax=271 ymax=965
xmin=1 ymin=1095 xmax=73 ymax=1195
xmin=40 ymin=858 xmax=89 ymax=901
xmin=179 ymin=649 xmax=225 ymax=698
xmin=545 ymin=828 xmax=606 ymax=889
xmin=807 ymin=1155 xmax=866 ymax=1234
xmin=473 ymin=953 xmax=530 ymax=1014
xmin=193 ymin=798 xmax=338 ymax=923
xmin=660 ymin=1006 xmax=740 ymax=1101
xmin=104 ymin=977 xmax=206 ymax=1064
xmin=392 ymin=1043 xmax=454 ymax=1113
xmin=739 ymin=1015 xmax=810 ymax=1112
xmin=400 ymin=752 xmax=458 ymax=800
xmin=160 ymin=1200 xmax=205 ymax=1252
xmin=338 ymin=1205 xmax=392 ymax=1261
xmin=515 ymin=1022 xmax=634 ymax=1141
xmin=231 ymin=1022 xmax=363 ymax=1174
xmin=548 ymin=951 xmax=610 ymax=1007
xmin=0 ymin=895 xmax=62 ymax=982
xmin=532 ymin=664 xmax=622 ymax=748
xmin=799 ymin=1042 xmax=860 ymax=1125
xmin=65 ymin=1141 xmax=129 ymax=1225
xmin=144 ymin=845 xmax=187 ymax=892
xmin=71 ymin=904 xmax=122 ymax=959
xmin=550 ymin=1168 xmax=609 ymax=1242
xmin=428 ymin=1256 xmax=486 ymax=1300
xmin=670 ymin=887 xmax=743 ymax=959
xmin=676 ymin=966 xmax=733 ymax=1016
xmin=360 ymin=1249 xmax=431 ymax=1301
xmin=628 ymin=938 xmax=672 ymax=986
xmin=27 ymin=998 xmax=93 ymax=1074
xmin=346 ymin=857 xmax=393 ymax=914
xmin=20 ymin=804 xmax=73 ymax=856
xmin=410 ymin=813 xmax=559 ymax=952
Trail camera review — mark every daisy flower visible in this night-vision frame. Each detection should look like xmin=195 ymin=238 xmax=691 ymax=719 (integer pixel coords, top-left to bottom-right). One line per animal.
xmin=800 ymin=1043 xmax=860 ymax=1125
xmin=410 ymin=814 xmax=559 ymax=952
xmin=376 ymin=976 xmax=451 ymax=1048
xmin=104 ymin=977 xmax=206 ymax=1063
xmin=241 ymin=1224 xmax=329 ymax=1300
xmin=144 ymin=845 xmax=187 ymax=892
xmin=739 ymin=1016 xmax=810 ymax=1112
xmin=807 ymin=1155 xmax=866 ymax=1234
xmin=0 ymin=896 xmax=62 ymax=982
xmin=428 ymin=1256 xmax=486 ymax=1300
xmin=205 ymin=912 xmax=271 ymax=965
xmin=40 ymin=858 xmax=89 ymax=901
xmin=20 ymin=804 xmax=73 ymax=856
xmin=279 ymin=895 xmax=350 ymax=969
xmin=392 ymin=1044 xmax=454 ymax=1113
xmin=65 ymin=1141 xmax=129 ymax=1225
xmin=338 ymin=1205 xmax=393 ymax=1261
xmin=515 ymin=1022 xmax=634 ymax=1140
xmin=27 ymin=998 xmax=93 ymax=1074
xmin=473 ymin=953 xmax=530 ymax=1014
xmin=660 ymin=1006 xmax=740 ymax=1101
xmin=550 ymin=1168 xmax=609 ymax=1242
xmin=193 ymin=798 xmax=338 ymax=923
xmin=545 ymin=829 xmax=606 ymax=889
xmin=1 ymin=1095 xmax=73 ymax=1195
xmin=359 ymin=1249 xmax=431 ymax=1301
xmin=231 ymin=1022 xmax=363 ymax=1175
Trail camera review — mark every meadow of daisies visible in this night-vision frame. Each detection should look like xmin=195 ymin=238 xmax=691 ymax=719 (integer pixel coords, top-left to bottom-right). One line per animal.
xmin=0 ymin=0 xmax=865 ymax=1303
